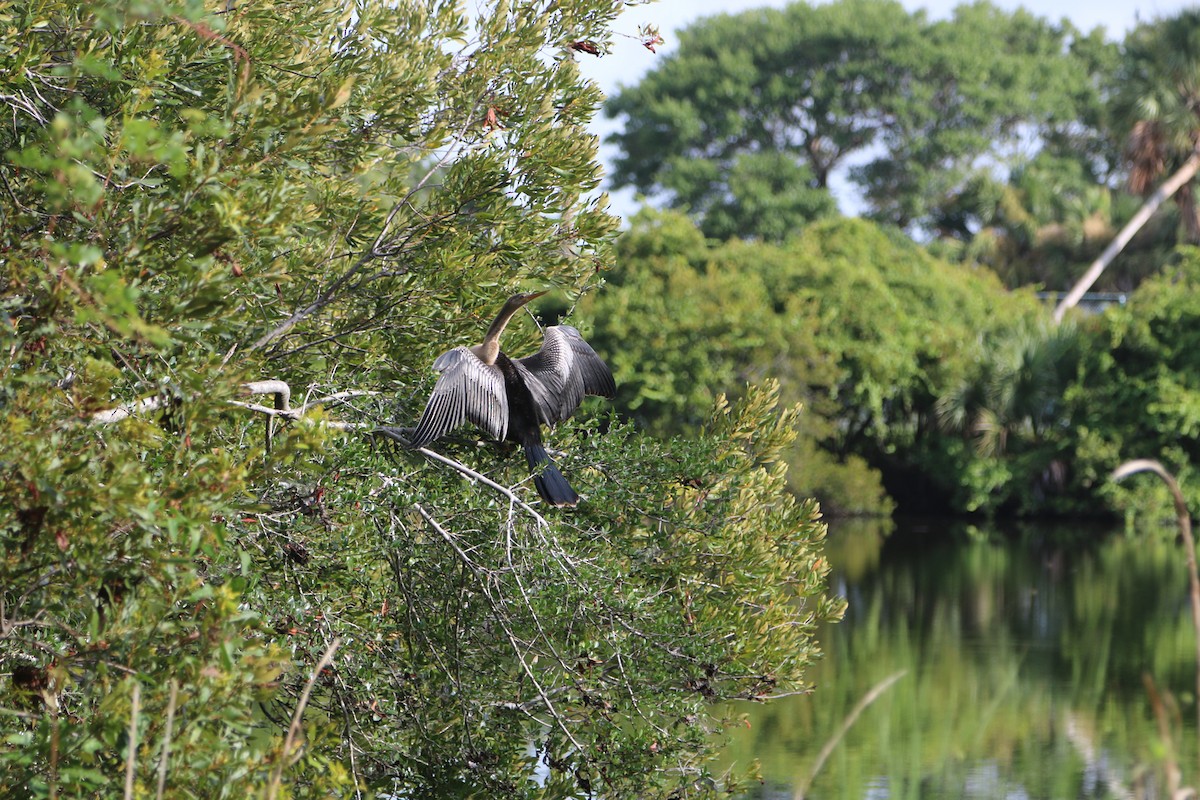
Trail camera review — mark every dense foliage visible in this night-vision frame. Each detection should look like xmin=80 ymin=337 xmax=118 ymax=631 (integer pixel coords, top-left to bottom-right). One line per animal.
xmin=1069 ymin=248 xmax=1200 ymax=521
xmin=588 ymin=209 xmax=1200 ymax=523
xmin=1112 ymin=9 xmax=1200 ymax=243
xmin=595 ymin=2 xmax=1200 ymax=525
xmin=584 ymin=210 xmax=1046 ymax=516
xmin=606 ymin=0 xmax=1117 ymax=240
xmin=0 ymin=2 xmax=841 ymax=797
xmin=606 ymin=0 xmax=1200 ymax=293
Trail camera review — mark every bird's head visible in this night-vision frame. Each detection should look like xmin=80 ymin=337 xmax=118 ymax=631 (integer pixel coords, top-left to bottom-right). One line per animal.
xmin=498 ymin=290 xmax=547 ymax=318
xmin=509 ymin=290 xmax=548 ymax=308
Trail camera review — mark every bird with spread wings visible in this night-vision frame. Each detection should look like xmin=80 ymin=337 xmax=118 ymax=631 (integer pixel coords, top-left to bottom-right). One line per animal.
xmin=408 ymin=292 xmax=615 ymax=507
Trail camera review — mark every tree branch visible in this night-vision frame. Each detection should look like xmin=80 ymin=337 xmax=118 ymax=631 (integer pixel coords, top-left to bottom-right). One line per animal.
xmin=1055 ymin=150 xmax=1200 ymax=322
xmin=267 ymin=638 xmax=342 ymax=800
xmin=413 ymin=503 xmax=581 ymax=752
xmin=89 ymin=380 xmax=373 ymax=427
xmin=90 ymin=395 xmax=172 ymax=425
xmin=371 ymin=427 xmax=549 ymax=525
xmin=249 ymin=106 xmax=482 ymax=353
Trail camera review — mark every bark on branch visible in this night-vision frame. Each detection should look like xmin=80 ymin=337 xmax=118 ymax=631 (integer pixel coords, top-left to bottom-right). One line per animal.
xmin=88 ymin=385 xmax=549 ymax=516
xmin=89 ymin=381 xmax=375 ymax=426
xmin=371 ymin=426 xmax=549 ymax=526
xmin=1055 ymin=151 xmax=1200 ymax=322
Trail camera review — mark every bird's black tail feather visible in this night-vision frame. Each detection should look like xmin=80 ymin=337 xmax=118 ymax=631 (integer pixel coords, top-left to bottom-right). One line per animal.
xmin=523 ymin=441 xmax=579 ymax=507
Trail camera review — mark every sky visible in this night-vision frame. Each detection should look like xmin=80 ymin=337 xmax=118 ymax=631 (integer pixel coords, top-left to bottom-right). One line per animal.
xmin=576 ymin=0 xmax=1198 ymax=219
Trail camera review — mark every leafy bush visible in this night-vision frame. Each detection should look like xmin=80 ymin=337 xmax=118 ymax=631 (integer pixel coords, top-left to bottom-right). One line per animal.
xmin=587 ymin=212 xmax=1042 ymax=516
xmin=1068 ymin=247 xmax=1200 ymax=523
xmin=0 ymin=2 xmax=838 ymax=797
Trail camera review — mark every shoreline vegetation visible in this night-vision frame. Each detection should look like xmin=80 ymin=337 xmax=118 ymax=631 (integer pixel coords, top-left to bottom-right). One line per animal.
xmin=0 ymin=1 xmax=839 ymax=796
xmin=583 ymin=210 xmax=1200 ymax=526
xmin=598 ymin=3 xmax=1200 ymax=527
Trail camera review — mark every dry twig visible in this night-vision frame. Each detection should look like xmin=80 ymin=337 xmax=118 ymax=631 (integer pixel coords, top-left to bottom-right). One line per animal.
xmin=267 ymin=639 xmax=343 ymax=800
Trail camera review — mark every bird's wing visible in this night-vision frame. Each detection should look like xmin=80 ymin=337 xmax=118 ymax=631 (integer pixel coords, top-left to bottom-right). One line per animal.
xmin=510 ymin=358 xmax=564 ymax=427
xmin=408 ymin=347 xmax=508 ymax=447
xmin=517 ymin=325 xmax=615 ymax=424
xmin=556 ymin=326 xmax=616 ymax=399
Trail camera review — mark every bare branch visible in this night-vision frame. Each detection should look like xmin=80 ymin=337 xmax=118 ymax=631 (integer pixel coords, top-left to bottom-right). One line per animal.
xmin=371 ymin=427 xmax=548 ymax=525
xmin=155 ymin=680 xmax=179 ymax=800
xmin=227 ymin=390 xmax=378 ymax=420
xmin=414 ymin=503 xmax=582 ymax=752
xmin=241 ymin=380 xmax=292 ymax=409
xmin=124 ymin=682 xmax=141 ymax=800
xmin=90 ymin=395 xmax=172 ymax=425
xmin=249 ymin=100 xmax=485 ymax=353
xmin=89 ymin=379 xmax=373 ymax=429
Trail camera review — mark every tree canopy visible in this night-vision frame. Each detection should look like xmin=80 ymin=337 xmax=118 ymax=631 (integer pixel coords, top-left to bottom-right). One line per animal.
xmin=594 ymin=4 xmax=1200 ymax=524
xmin=0 ymin=2 xmax=839 ymax=797
xmin=583 ymin=206 xmax=1200 ymax=521
xmin=1114 ymin=10 xmax=1200 ymax=242
xmin=581 ymin=210 xmax=1049 ymax=516
xmin=606 ymin=0 xmax=1116 ymax=240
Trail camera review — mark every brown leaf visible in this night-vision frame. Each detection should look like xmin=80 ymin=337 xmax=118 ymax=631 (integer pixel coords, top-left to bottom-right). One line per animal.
xmin=569 ymin=40 xmax=601 ymax=56
xmin=483 ymin=106 xmax=505 ymax=131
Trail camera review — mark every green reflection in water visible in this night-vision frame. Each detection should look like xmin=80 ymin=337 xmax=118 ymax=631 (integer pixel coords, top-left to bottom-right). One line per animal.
xmin=722 ymin=519 xmax=1199 ymax=799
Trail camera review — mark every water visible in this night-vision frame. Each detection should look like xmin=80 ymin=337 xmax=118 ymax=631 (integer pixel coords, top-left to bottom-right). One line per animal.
xmin=721 ymin=518 xmax=1200 ymax=800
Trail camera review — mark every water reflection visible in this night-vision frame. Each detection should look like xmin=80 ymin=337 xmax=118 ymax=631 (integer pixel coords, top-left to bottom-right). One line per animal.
xmin=724 ymin=519 xmax=1199 ymax=799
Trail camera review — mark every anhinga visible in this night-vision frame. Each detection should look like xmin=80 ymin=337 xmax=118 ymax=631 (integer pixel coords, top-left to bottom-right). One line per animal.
xmin=408 ymin=292 xmax=615 ymax=507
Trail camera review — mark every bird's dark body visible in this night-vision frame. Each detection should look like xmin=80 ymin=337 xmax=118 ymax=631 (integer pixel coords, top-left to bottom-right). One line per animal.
xmin=408 ymin=292 xmax=613 ymax=507
xmin=495 ymin=353 xmax=579 ymax=506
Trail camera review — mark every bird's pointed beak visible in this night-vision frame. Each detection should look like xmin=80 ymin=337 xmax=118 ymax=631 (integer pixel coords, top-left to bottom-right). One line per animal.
xmin=524 ymin=290 xmax=549 ymax=303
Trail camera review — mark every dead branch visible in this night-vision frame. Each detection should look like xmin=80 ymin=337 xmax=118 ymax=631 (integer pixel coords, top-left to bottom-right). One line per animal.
xmin=413 ymin=503 xmax=581 ymax=752
xmin=90 ymin=395 xmax=173 ymax=425
xmin=89 ymin=381 xmax=372 ymax=424
xmin=267 ymin=638 xmax=342 ymax=800
xmin=227 ymin=390 xmax=378 ymax=420
xmin=371 ymin=427 xmax=548 ymax=526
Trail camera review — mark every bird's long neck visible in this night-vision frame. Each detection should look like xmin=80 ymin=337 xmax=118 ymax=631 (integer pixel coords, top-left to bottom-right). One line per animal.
xmin=471 ymin=298 xmax=525 ymax=365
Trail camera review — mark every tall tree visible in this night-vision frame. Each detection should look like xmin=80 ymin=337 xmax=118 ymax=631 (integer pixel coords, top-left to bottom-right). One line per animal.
xmin=1057 ymin=11 xmax=1200 ymax=319
xmin=582 ymin=211 xmax=1045 ymax=516
xmin=606 ymin=0 xmax=1111 ymax=239
xmin=606 ymin=0 xmax=918 ymax=238
xmin=1120 ymin=10 xmax=1200 ymax=242
xmin=859 ymin=3 xmax=1115 ymax=232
